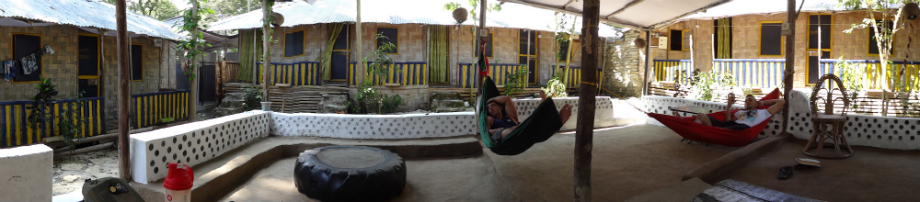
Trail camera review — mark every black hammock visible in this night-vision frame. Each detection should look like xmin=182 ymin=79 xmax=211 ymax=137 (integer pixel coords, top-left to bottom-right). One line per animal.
xmin=478 ymin=77 xmax=565 ymax=156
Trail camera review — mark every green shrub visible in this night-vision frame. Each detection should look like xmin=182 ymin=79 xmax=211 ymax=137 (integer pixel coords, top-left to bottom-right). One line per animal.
xmin=242 ymin=85 xmax=263 ymax=111
xmin=542 ymin=76 xmax=567 ymax=98
xmin=504 ymin=65 xmax=529 ymax=97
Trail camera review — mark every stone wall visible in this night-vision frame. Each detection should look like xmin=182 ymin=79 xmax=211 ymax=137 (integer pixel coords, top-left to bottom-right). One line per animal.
xmin=0 ymin=144 xmax=53 ymax=201
xmin=602 ymin=30 xmax=644 ymax=98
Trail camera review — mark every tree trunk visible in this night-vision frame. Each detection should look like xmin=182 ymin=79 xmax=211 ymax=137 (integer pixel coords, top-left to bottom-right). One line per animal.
xmin=262 ymin=0 xmax=271 ymax=102
xmin=189 ymin=0 xmax=199 ymax=121
xmin=562 ymin=19 xmax=577 ymax=85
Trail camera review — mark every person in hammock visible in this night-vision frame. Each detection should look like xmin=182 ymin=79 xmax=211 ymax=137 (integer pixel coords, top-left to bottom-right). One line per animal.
xmin=692 ymin=93 xmax=785 ymax=130
xmin=486 ymin=90 xmax=573 ymax=142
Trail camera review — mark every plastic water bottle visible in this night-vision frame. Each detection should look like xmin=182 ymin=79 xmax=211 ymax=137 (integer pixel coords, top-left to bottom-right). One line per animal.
xmin=163 ymin=162 xmax=194 ymax=202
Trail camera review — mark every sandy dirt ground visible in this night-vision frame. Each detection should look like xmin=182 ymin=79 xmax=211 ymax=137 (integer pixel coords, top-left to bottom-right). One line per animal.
xmin=217 ymin=124 xmax=740 ymax=202
xmin=52 ymin=149 xmax=119 ymax=195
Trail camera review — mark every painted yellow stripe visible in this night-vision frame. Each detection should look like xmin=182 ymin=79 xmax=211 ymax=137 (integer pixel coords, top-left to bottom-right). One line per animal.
xmin=5 ymin=105 xmax=11 ymax=147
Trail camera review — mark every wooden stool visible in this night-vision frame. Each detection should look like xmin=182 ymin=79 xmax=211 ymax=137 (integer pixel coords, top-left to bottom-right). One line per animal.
xmin=803 ymin=114 xmax=853 ymax=158
xmin=804 ymin=74 xmax=853 ymax=158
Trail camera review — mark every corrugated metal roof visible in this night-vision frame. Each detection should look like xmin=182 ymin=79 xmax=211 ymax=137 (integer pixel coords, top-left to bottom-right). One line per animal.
xmin=0 ymin=0 xmax=184 ymax=41
xmin=208 ymin=0 xmax=623 ymax=37
xmin=681 ymin=0 xmax=849 ymax=20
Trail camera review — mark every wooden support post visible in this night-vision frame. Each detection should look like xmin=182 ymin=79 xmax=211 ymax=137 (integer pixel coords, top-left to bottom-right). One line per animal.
xmin=262 ymin=0 xmax=271 ymax=102
xmin=98 ymin=29 xmax=105 ymax=97
xmin=356 ymin=0 xmax=364 ymax=85
xmin=575 ymin=0 xmax=599 ymax=201
xmin=781 ymin=0 xmax=796 ymax=135
xmin=642 ymin=31 xmax=651 ymax=96
xmin=115 ymin=0 xmax=131 ymax=181
xmin=477 ymin=0 xmax=487 ymax=89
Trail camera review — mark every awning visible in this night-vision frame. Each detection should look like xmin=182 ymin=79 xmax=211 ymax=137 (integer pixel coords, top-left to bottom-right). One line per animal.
xmin=497 ymin=0 xmax=733 ymax=29
xmin=0 ymin=0 xmax=184 ymax=41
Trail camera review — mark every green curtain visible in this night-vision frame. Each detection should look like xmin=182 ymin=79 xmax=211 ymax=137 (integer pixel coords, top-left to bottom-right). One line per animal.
xmin=716 ymin=18 xmax=731 ymax=59
xmin=238 ymin=30 xmax=263 ymax=83
xmin=428 ymin=25 xmax=449 ymax=83
xmin=317 ymin=23 xmax=344 ymax=81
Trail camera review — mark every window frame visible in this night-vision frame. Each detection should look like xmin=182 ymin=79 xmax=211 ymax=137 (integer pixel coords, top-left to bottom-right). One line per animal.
xmin=867 ymin=20 xmax=894 ymax=56
xmin=758 ymin=21 xmax=785 ymax=57
xmin=806 ymin=14 xmax=833 ymax=85
xmin=331 ymin=24 xmax=351 ymax=82
xmin=376 ymin=26 xmax=399 ymax=55
xmin=10 ymin=33 xmax=44 ymax=83
xmin=282 ymin=29 xmax=306 ymax=58
xmin=668 ymin=29 xmax=683 ymax=51
xmin=681 ymin=29 xmax=690 ymax=51
xmin=77 ymin=33 xmax=101 ymax=79
xmin=130 ymin=43 xmax=144 ymax=82
xmin=518 ymin=29 xmax=539 ymax=85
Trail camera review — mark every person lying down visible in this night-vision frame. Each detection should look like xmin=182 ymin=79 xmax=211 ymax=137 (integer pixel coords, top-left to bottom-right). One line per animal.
xmin=485 ymin=90 xmax=573 ymax=142
xmin=680 ymin=93 xmax=785 ymax=130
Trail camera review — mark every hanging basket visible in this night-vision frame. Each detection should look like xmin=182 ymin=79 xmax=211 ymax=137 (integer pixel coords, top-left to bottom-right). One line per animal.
xmin=453 ymin=8 xmax=468 ymax=24
xmin=633 ymin=38 xmax=647 ymax=48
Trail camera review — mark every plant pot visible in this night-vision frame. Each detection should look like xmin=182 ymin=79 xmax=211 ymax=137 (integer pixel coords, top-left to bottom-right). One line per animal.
xmin=261 ymin=102 xmax=273 ymax=111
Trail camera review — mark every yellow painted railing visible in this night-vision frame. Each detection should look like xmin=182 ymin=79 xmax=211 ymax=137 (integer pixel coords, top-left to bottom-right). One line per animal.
xmin=459 ymin=63 xmax=525 ymax=88
xmin=1 ymin=97 xmax=105 ymax=148
xmin=132 ymin=91 xmax=190 ymax=129
xmin=554 ymin=65 xmax=604 ymax=89
xmin=349 ymin=62 xmax=428 ymax=86
xmin=653 ymin=60 xmax=692 ymax=82
xmin=257 ymin=61 xmax=321 ymax=86
xmin=712 ymin=59 xmax=786 ymax=89
xmin=820 ymin=60 xmax=920 ymax=92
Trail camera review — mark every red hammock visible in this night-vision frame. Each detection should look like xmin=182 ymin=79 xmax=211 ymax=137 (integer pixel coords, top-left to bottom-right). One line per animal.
xmin=647 ymin=89 xmax=780 ymax=147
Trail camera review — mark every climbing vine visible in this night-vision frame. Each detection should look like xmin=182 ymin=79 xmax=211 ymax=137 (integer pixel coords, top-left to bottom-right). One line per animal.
xmin=176 ymin=0 xmax=214 ymax=80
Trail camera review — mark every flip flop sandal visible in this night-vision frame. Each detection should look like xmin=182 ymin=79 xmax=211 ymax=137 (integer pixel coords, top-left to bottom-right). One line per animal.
xmin=778 ymin=166 xmax=793 ymax=180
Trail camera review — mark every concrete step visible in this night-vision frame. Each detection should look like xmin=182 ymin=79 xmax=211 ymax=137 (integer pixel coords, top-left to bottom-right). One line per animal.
xmin=130 ymin=135 xmax=482 ymax=202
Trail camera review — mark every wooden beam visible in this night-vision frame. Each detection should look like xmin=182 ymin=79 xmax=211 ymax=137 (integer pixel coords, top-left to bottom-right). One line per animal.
xmin=563 ymin=0 xmax=578 ymax=9
xmin=190 ymin=0 xmax=200 ymax=122
xmin=574 ymin=0 xmax=599 ymax=201
xmin=477 ymin=0 xmax=488 ymax=89
xmin=605 ymin=0 xmax=644 ymax=19
xmin=115 ymin=0 xmax=131 ymax=181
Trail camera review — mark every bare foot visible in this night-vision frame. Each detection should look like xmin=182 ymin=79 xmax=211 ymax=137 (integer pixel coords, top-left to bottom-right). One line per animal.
xmin=559 ymin=104 xmax=572 ymax=124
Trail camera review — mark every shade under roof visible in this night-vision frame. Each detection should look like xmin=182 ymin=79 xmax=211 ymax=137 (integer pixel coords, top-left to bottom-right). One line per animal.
xmin=498 ymin=0 xmax=732 ymax=29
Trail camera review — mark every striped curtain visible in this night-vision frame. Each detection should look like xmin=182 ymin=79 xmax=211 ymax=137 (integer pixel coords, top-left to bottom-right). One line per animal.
xmin=317 ymin=23 xmax=344 ymax=81
xmin=238 ymin=30 xmax=263 ymax=83
xmin=716 ymin=18 xmax=731 ymax=59
xmin=428 ymin=25 xmax=449 ymax=83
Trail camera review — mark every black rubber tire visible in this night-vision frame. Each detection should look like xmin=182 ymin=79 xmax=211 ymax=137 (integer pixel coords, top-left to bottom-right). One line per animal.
xmin=294 ymin=146 xmax=406 ymax=202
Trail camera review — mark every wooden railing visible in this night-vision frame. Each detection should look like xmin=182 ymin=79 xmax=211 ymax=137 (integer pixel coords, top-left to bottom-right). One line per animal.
xmin=653 ymin=60 xmax=692 ymax=82
xmin=712 ymin=59 xmax=786 ymax=89
xmin=1 ymin=97 xmax=105 ymax=148
xmin=257 ymin=61 xmax=322 ymax=86
xmin=132 ymin=91 xmax=190 ymax=129
xmin=553 ymin=65 xmax=604 ymax=89
xmin=818 ymin=60 xmax=920 ymax=92
xmin=351 ymin=62 xmax=428 ymax=86
xmin=458 ymin=63 xmax=524 ymax=88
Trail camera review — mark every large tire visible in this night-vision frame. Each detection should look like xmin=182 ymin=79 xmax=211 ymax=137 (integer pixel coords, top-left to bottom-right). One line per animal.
xmin=294 ymin=146 xmax=406 ymax=202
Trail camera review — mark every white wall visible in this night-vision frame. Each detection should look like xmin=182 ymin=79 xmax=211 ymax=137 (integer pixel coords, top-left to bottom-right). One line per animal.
xmin=0 ymin=145 xmax=53 ymax=201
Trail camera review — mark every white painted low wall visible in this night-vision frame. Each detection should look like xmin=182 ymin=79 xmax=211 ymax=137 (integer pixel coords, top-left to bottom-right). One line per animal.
xmin=0 ymin=144 xmax=53 ymax=201
xmin=271 ymin=96 xmax=616 ymax=139
xmin=130 ymin=111 xmax=271 ymax=184
xmin=644 ymin=91 xmax=920 ymax=150
xmin=271 ymin=112 xmax=477 ymax=139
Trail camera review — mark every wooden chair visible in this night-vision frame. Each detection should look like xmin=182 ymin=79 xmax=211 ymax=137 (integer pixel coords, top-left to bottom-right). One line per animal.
xmin=804 ymin=74 xmax=853 ymax=158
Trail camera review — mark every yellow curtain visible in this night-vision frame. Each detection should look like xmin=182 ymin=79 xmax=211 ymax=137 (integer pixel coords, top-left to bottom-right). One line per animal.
xmin=428 ymin=25 xmax=449 ymax=83
xmin=317 ymin=23 xmax=344 ymax=81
